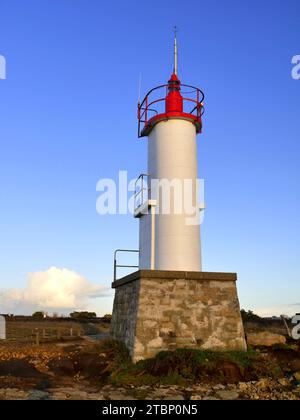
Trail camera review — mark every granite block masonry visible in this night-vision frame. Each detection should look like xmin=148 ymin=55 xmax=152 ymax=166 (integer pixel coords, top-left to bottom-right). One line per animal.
xmin=111 ymin=270 xmax=247 ymax=362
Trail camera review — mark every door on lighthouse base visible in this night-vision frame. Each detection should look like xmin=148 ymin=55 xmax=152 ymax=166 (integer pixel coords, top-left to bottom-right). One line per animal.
xmin=0 ymin=315 xmax=6 ymax=340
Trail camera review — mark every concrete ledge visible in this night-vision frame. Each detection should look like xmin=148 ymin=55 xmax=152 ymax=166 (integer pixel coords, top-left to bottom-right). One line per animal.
xmin=112 ymin=270 xmax=237 ymax=288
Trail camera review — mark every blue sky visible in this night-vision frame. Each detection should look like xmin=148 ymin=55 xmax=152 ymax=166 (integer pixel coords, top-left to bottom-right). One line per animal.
xmin=0 ymin=0 xmax=299 ymax=316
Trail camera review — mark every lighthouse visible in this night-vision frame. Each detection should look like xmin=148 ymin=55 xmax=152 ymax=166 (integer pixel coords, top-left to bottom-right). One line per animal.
xmin=111 ymin=34 xmax=247 ymax=361
xmin=135 ymin=32 xmax=204 ymax=272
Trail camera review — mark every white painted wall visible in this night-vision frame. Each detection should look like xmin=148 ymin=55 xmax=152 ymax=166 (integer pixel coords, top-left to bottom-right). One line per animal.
xmin=139 ymin=118 xmax=202 ymax=271
xmin=139 ymin=210 xmax=152 ymax=269
xmin=0 ymin=315 xmax=6 ymax=340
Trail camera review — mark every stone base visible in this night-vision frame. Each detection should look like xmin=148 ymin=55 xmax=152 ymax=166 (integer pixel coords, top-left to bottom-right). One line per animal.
xmin=111 ymin=270 xmax=247 ymax=362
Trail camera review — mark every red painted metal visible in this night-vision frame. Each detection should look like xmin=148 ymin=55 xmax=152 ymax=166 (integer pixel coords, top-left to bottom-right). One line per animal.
xmin=138 ymin=74 xmax=204 ymax=138
xmin=165 ymin=73 xmax=183 ymax=114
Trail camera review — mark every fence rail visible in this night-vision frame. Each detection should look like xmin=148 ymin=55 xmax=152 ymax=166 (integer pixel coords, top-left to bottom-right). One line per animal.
xmin=4 ymin=325 xmax=84 ymax=345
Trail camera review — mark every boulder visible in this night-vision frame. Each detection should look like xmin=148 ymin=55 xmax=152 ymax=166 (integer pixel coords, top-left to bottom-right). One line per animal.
xmin=246 ymin=332 xmax=286 ymax=347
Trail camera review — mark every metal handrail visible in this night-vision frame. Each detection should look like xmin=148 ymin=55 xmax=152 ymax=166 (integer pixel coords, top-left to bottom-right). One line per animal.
xmin=139 ymin=98 xmax=166 ymax=121
xmin=139 ymin=108 xmax=159 ymax=122
xmin=138 ymin=83 xmax=204 ymax=137
xmin=113 ymin=249 xmax=139 ymax=282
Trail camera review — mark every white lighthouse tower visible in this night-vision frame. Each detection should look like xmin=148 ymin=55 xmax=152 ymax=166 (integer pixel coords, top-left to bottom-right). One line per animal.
xmin=135 ymin=32 xmax=204 ymax=272
xmin=111 ymin=34 xmax=247 ymax=361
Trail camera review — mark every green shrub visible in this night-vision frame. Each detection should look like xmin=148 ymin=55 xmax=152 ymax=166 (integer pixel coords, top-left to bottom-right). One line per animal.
xmin=241 ymin=309 xmax=261 ymax=323
xmin=104 ymin=344 xmax=259 ymax=386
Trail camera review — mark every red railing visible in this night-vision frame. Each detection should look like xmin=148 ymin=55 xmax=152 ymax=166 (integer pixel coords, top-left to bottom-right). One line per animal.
xmin=138 ymin=84 xmax=204 ymax=137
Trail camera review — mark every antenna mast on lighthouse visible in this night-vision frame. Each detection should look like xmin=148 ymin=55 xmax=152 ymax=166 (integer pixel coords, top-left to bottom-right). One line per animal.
xmin=173 ymin=26 xmax=178 ymax=76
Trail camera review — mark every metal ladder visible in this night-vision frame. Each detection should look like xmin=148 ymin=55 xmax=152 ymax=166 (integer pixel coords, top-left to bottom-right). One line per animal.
xmin=134 ymin=173 xmax=150 ymax=212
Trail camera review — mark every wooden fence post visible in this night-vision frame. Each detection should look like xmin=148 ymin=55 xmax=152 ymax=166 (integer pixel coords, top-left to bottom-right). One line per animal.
xmin=36 ymin=331 xmax=40 ymax=346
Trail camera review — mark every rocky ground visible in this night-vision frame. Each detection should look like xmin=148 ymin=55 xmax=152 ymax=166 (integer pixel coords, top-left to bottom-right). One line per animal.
xmin=1 ymin=378 xmax=300 ymax=400
xmin=0 ymin=334 xmax=300 ymax=400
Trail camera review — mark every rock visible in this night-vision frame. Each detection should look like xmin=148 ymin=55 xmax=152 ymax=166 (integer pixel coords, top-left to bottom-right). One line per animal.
xmin=212 ymin=384 xmax=225 ymax=391
xmin=108 ymin=392 xmax=137 ymax=400
xmin=27 ymin=390 xmax=50 ymax=400
xmin=246 ymin=332 xmax=286 ymax=347
xmin=67 ymin=391 xmax=87 ymax=400
xmin=147 ymin=337 xmax=163 ymax=349
xmin=162 ymin=394 xmax=185 ymax=400
xmin=293 ymin=385 xmax=300 ymax=397
xmin=0 ymin=388 xmax=28 ymax=400
xmin=153 ymin=388 xmax=185 ymax=400
xmin=50 ymin=392 xmax=66 ymax=400
xmin=88 ymin=393 xmax=105 ymax=400
xmin=238 ymin=382 xmax=249 ymax=391
xmin=256 ymin=378 xmax=271 ymax=391
xmin=190 ymin=395 xmax=202 ymax=400
xmin=215 ymin=390 xmax=239 ymax=400
xmin=278 ymin=378 xmax=290 ymax=387
xmin=49 ymin=387 xmax=105 ymax=400
xmin=294 ymin=372 xmax=300 ymax=381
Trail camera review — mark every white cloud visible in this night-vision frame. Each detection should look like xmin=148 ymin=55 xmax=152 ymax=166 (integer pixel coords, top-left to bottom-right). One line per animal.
xmin=0 ymin=267 xmax=109 ymax=315
xmin=254 ymin=303 xmax=300 ymax=318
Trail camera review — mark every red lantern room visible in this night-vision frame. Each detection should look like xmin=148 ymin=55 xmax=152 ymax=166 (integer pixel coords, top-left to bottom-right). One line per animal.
xmin=137 ymin=33 xmax=204 ymax=138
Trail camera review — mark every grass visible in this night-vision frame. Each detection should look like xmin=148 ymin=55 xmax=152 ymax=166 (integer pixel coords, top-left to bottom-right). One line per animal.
xmin=100 ymin=341 xmax=261 ymax=386
xmin=100 ymin=339 xmax=130 ymax=363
